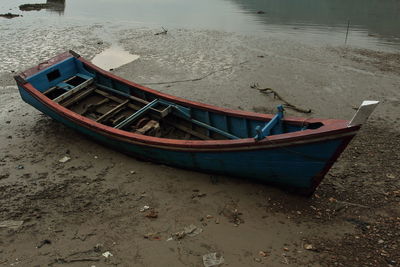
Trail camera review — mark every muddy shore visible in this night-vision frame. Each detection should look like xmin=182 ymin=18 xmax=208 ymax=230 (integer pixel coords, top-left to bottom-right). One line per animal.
xmin=0 ymin=27 xmax=399 ymax=266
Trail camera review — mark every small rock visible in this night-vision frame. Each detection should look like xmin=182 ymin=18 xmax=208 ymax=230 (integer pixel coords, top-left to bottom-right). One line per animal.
xmin=140 ymin=205 xmax=150 ymax=212
xmin=102 ymin=251 xmax=113 ymax=258
xmin=130 ymin=170 xmax=136 ymax=174
xmin=254 ymin=257 xmax=261 ymax=262
xmin=378 ymin=239 xmax=385 ymax=244
xmin=304 ymin=244 xmax=317 ymax=251
xmin=16 ymin=165 xmax=24 ymax=170
xmin=259 ymin=251 xmax=268 ymax=257
xmin=59 ymin=156 xmax=71 ymax=163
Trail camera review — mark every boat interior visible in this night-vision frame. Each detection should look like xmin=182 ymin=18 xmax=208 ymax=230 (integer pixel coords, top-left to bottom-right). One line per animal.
xmin=25 ymin=56 xmax=323 ymax=141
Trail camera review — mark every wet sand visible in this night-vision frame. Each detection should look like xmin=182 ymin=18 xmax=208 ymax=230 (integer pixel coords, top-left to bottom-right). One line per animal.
xmin=0 ymin=27 xmax=399 ymax=266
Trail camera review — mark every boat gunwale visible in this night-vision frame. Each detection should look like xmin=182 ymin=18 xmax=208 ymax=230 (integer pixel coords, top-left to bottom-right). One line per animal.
xmin=15 ymin=51 xmax=361 ymax=151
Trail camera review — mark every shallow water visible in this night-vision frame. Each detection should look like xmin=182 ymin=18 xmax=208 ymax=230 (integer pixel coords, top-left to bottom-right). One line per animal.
xmin=1 ymin=0 xmax=400 ymax=51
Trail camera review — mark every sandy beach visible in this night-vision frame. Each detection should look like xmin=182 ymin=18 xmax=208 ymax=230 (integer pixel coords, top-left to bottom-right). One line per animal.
xmin=1 ymin=25 xmax=399 ymax=267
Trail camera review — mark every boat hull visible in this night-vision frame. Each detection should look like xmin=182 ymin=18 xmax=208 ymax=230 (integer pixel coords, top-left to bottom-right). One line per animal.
xmin=17 ymin=83 xmax=355 ymax=194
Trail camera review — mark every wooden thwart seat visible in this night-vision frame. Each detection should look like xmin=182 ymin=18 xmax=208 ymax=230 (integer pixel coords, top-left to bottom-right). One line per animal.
xmin=53 ymin=77 xmax=94 ymax=103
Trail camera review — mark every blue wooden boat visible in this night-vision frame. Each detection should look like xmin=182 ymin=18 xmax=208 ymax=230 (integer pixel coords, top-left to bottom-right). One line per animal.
xmin=14 ymin=51 xmax=378 ymax=195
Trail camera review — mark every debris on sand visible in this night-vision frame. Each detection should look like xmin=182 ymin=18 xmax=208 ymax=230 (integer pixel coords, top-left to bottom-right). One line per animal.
xmin=220 ymin=203 xmax=244 ymax=225
xmin=202 ymin=252 xmax=224 ymax=267
xmin=145 ymin=209 xmax=158 ymax=218
xmin=172 ymin=224 xmax=203 ymax=240
xmin=184 ymin=224 xmax=202 ymax=237
xmin=37 ymin=239 xmax=51 ymax=248
xmin=102 ymin=251 xmax=113 ymax=258
xmin=304 ymin=244 xmax=317 ymax=251
xmin=0 ymin=13 xmax=21 ymax=19
xmin=192 ymin=191 xmax=207 ymax=199
xmin=144 ymin=232 xmax=161 ymax=240
xmin=59 ymin=156 xmax=71 ymax=163
xmin=259 ymin=250 xmax=268 ymax=257
xmin=139 ymin=205 xmax=150 ymax=212
xmin=0 ymin=220 xmax=23 ymax=230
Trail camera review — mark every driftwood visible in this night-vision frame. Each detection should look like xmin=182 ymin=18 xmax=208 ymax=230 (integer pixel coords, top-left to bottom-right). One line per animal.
xmin=250 ymin=83 xmax=312 ymax=114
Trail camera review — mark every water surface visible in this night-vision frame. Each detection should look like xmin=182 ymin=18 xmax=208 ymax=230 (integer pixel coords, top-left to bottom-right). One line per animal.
xmin=1 ymin=0 xmax=400 ymax=51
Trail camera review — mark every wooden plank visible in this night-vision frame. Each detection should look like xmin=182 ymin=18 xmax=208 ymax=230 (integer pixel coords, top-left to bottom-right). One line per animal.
xmin=96 ymin=99 xmax=130 ymax=123
xmin=94 ymin=89 xmax=143 ymax=111
xmin=96 ymin=84 xmax=148 ymax=105
xmin=96 ymin=85 xmax=174 ymax=118
xmin=60 ymin=86 xmax=96 ymax=107
xmin=53 ymin=78 xmax=94 ymax=103
xmin=43 ymin=86 xmax=58 ymax=96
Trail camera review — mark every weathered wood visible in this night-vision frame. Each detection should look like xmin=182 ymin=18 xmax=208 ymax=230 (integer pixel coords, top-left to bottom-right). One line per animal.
xmin=94 ymin=89 xmax=143 ymax=111
xmin=53 ymin=78 xmax=94 ymax=103
xmin=96 ymin=84 xmax=148 ymax=105
xmin=96 ymin=100 xmax=130 ymax=123
xmin=93 ymin=88 xmax=212 ymax=139
xmin=60 ymin=86 xmax=96 ymax=107
xmin=96 ymin=84 xmax=172 ymax=118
